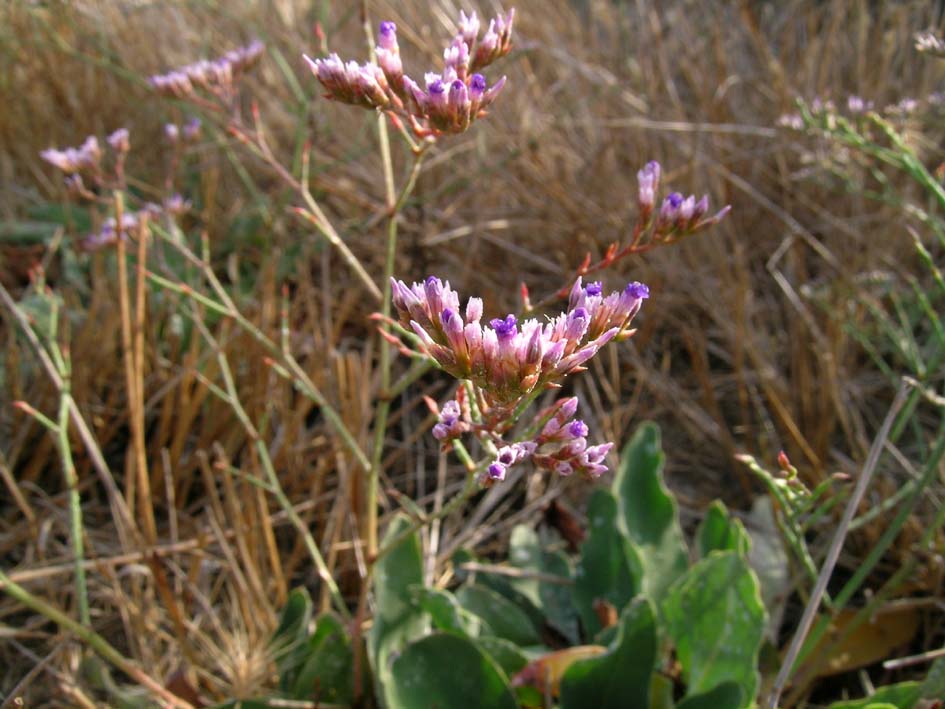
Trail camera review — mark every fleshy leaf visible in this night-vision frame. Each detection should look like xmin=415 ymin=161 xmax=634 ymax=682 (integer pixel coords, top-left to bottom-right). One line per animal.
xmin=369 ymin=514 xmax=429 ymax=707
xmin=613 ymin=422 xmax=688 ymax=600
xmin=478 ymin=636 xmax=530 ymax=678
xmin=412 ymin=586 xmax=486 ymax=637
xmin=559 ymin=596 xmax=657 ymax=709
xmin=572 ymin=488 xmax=641 ymax=638
xmin=388 ymin=633 xmax=518 ymax=709
xmin=507 ymin=525 xmax=580 ymax=644
xmin=827 ymin=682 xmax=922 ymax=709
xmin=697 ymin=501 xmax=750 ymax=558
xmin=675 ymin=681 xmax=744 ymax=709
xmin=662 ymin=551 xmax=765 ymax=706
xmin=271 ymin=587 xmax=313 ymax=691
xmin=291 ymin=612 xmax=353 ymax=703
xmin=456 ymin=583 xmax=542 ymax=646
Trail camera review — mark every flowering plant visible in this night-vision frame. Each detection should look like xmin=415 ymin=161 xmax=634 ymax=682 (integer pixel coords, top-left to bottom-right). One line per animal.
xmin=306 ymin=10 xmax=512 ymax=137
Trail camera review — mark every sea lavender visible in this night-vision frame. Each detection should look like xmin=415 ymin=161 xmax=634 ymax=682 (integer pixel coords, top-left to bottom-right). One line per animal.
xmin=391 ymin=275 xmax=647 ymax=483
xmin=149 ymin=39 xmax=264 ymax=100
xmin=40 ymin=136 xmax=102 ymax=175
xmin=305 ymin=10 xmax=513 ymax=137
xmin=915 ymin=31 xmax=945 ymax=58
xmin=391 ymin=275 xmax=647 ymax=408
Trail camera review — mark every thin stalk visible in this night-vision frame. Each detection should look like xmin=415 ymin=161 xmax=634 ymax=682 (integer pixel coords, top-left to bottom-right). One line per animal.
xmin=115 ymin=193 xmax=156 ymax=544
xmin=0 ymin=281 xmax=136 ymax=542
xmin=767 ymin=383 xmax=909 ymax=708
xmin=146 ymin=234 xmax=370 ymax=472
xmin=0 ymin=568 xmax=194 ymax=709
xmin=368 ymin=149 xmax=427 ymax=559
xmin=57 ymin=352 xmax=91 ymax=627
xmin=189 ymin=306 xmax=351 ymax=621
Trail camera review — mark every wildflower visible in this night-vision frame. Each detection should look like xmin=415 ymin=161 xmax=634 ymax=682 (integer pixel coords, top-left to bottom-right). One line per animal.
xmin=391 ymin=274 xmax=646 ymax=407
xmin=183 ymin=118 xmax=202 ymax=142
xmin=530 ymin=397 xmax=613 ymax=478
xmin=486 ymin=441 xmax=537 ymax=481
xmin=305 ymin=9 xmax=513 ymax=137
xmin=637 ymin=161 xmax=660 ymax=220
xmin=431 ymin=399 xmax=469 ymax=442
xmin=82 ymin=212 xmax=140 ymax=251
xmin=107 ymin=128 xmax=130 ymax=154
xmin=471 ymin=9 xmax=515 ymax=71
xmin=777 ymin=113 xmax=804 ymax=130
xmin=653 ymin=190 xmax=729 ymax=237
xmin=376 ymin=21 xmax=403 ymax=90
xmin=846 ymin=95 xmax=873 ymax=115
xmin=149 ymin=40 xmax=264 ymax=99
xmin=304 ymin=54 xmax=390 ymax=109
xmin=40 ymin=136 xmax=102 ymax=175
xmin=915 ymin=31 xmax=945 ymax=57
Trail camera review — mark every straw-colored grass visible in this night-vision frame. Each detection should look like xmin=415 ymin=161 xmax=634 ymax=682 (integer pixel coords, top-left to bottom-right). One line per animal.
xmin=2 ymin=0 xmax=944 ymax=703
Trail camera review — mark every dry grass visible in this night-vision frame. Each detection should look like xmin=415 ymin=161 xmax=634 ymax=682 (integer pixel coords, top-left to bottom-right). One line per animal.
xmin=2 ymin=0 xmax=944 ymax=704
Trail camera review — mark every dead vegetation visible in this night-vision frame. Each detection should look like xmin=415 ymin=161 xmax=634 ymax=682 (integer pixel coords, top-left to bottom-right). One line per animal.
xmin=1 ymin=0 xmax=944 ymax=704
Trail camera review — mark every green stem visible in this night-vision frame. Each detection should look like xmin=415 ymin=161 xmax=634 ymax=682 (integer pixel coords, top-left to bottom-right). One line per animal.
xmin=368 ymin=147 xmax=428 ymax=559
xmin=58 ymin=354 xmax=91 ymax=627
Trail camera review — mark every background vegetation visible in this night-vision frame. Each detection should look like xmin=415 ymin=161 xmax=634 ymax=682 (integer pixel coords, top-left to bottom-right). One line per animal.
xmin=1 ymin=0 xmax=943 ymax=705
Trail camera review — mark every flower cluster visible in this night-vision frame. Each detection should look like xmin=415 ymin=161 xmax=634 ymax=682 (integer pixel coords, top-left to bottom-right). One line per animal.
xmin=305 ymin=9 xmax=513 ymax=137
xmin=40 ymin=135 xmax=103 ymax=175
xmin=482 ymin=397 xmax=613 ymax=481
xmin=392 ymin=276 xmax=647 ymax=483
xmin=636 ymin=161 xmax=730 ymax=238
xmin=915 ymin=31 xmax=945 ymax=58
xmin=149 ymin=40 xmax=264 ymax=99
xmin=165 ymin=118 xmax=202 ymax=144
xmin=41 ymin=128 xmax=135 ymax=191
xmin=392 ymin=275 xmax=647 ymax=408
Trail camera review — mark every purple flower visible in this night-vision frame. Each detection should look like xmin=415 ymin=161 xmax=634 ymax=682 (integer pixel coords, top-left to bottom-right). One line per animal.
xmin=149 ymin=41 xmax=264 ymax=98
xmin=490 ymin=314 xmax=518 ymax=340
xmin=307 ymin=9 xmax=512 ymax=137
xmin=458 ymin=10 xmax=480 ymax=47
xmin=432 ymin=399 xmax=468 ymax=442
xmin=40 ymin=136 xmax=102 ymax=174
xmin=107 ymin=128 xmax=130 ymax=154
xmin=637 ymin=160 xmax=661 ymax=216
xmin=390 ymin=274 xmax=646 ymax=409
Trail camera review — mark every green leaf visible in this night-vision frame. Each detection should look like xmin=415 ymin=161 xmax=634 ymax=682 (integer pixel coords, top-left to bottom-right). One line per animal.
xmin=508 ymin=525 xmax=543 ymax=606
xmin=477 ymin=636 xmax=530 ymax=677
xmin=270 ymin=587 xmax=313 ymax=691
xmin=507 ymin=526 xmax=580 ymax=644
xmin=559 ymin=596 xmax=657 ymax=709
xmin=662 ymin=551 xmax=765 ymax=706
xmin=921 ymin=656 xmax=945 ymax=699
xmin=454 ymin=547 xmax=547 ymax=631
xmin=613 ymin=422 xmax=688 ymax=600
xmin=369 ymin=514 xmax=429 ymax=707
xmin=746 ymin=497 xmax=791 ymax=643
xmin=650 ymin=674 xmax=675 ymax=709
xmin=828 ymin=681 xmax=921 ymax=709
xmin=675 ymin=681 xmax=744 ymax=709
xmin=697 ymin=501 xmax=750 ymax=558
xmin=539 ymin=549 xmax=580 ymax=645
xmin=291 ymin=612 xmax=353 ymax=703
xmin=572 ymin=488 xmax=641 ymax=637
xmin=456 ymin=583 xmax=542 ymax=646
xmin=412 ymin=586 xmax=486 ymax=637
xmin=389 ymin=633 xmax=517 ymax=709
